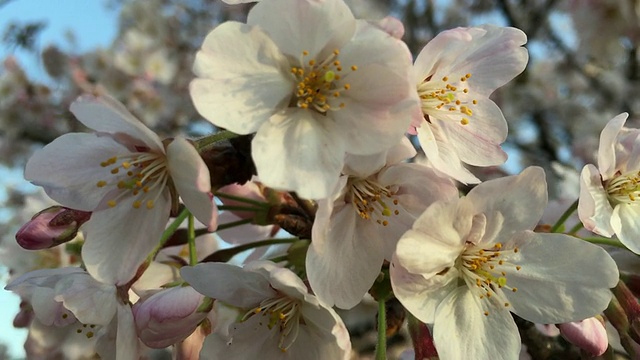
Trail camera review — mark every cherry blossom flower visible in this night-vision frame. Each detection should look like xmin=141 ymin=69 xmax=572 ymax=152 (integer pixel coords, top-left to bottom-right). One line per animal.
xmin=578 ymin=113 xmax=640 ymax=253
xmin=5 ymin=267 xmax=140 ymax=360
xmin=412 ymin=25 xmax=528 ymax=183
xmin=190 ymin=0 xmax=419 ymax=199
xmin=391 ymin=167 xmax=618 ymax=360
xmin=181 ymin=261 xmax=351 ymax=359
xmin=307 ymin=139 xmax=457 ymax=308
xmin=24 ymin=93 xmax=216 ymax=284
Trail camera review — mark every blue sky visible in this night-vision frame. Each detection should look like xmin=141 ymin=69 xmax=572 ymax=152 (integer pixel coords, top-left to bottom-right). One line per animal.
xmin=0 ymin=1 xmax=118 ymax=357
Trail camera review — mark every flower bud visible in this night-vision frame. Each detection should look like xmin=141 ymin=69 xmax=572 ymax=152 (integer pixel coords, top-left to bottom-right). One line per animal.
xmin=558 ymin=317 xmax=608 ymax=356
xmin=133 ymin=286 xmax=212 ymax=348
xmin=612 ymin=281 xmax=640 ymax=344
xmin=16 ymin=206 xmax=91 ymax=250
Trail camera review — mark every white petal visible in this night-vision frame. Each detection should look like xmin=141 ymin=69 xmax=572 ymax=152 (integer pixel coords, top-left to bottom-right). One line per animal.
xmin=433 ymin=287 xmax=520 ymax=360
xmin=464 ymin=166 xmax=547 ymax=243
xmin=247 ymin=0 xmax=355 ymax=59
xmin=612 ymin=204 xmax=640 ymax=254
xmin=252 ymin=109 xmax=345 ymax=199
xmin=167 ymin=137 xmax=217 ymax=230
xmin=332 ymin=22 xmax=417 ymax=155
xmin=82 ymin=192 xmax=171 ymax=285
xmin=180 ymin=263 xmax=276 ymax=308
xmin=116 ymin=304 xmax=139 ymax=360
xmin=417 ymin=122 xmax=480 ymax=184
xmin=503 ymin=232 xmax=618 ymax=324
xmin=70 ymin=94 xmax=163 ymax=152
xmin=439 ymin=98 xmax=508 ymax=166
xmin=307 ymin=206 xmax=386 ymax=309
xmin=390 ymin=256 xmax=459 ymax=324
xmin=578 ymin=164 xmax=615 ymax=236
xmin=395 ymin=199 xmax=467 ymax=276
xmin=598 ymin=113 xmax=629 ymax=179
xmin=191 ymin=22 xmax=293 ymax=134
xmin=25 ymin=133 xmax=129 ymax=210
xmin=54 ymin=273 xmax=117 ymax=325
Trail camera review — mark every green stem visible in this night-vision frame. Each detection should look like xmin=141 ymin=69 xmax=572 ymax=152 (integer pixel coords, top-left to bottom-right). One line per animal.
xmin=268 ymin=255 xmax=288 ymax=263
xmin=217 ymin=205 xmax=263 ymax=212
xmin=148 ymin=208 xmax=190 ymax=261
xmin=550 ymin=199 xmax=578 ymax=233
xmin=581 ymin=237 xmax=628 ymax=249
xmin=215 ymin=191 xmax=268 ymax=207
xmin=567 ymin=222 xmax=584 ymax=234
xmin=375 ymin=298 xmax=387 ymax=360
xmin=194 ymin=130 xmax=240 ymax=150
xmin=216 ymin=218 xmax=254 ymax=232
xmin=188 ymin=214 xmax=197 ymax=266
xmin=203 ymin=238 xmax=298 ymax=263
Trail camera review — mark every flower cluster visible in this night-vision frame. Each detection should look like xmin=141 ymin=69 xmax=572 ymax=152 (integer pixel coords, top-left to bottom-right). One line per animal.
xmin=2 ymin=0 xmax=633 ymax=358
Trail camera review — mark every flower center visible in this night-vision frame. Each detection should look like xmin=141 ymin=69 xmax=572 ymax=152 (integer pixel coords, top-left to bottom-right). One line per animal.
xmin=289 ymin=49 xmax=357 ymax=113
xmin=75 ymin=322 xmax=100 ymax=340
xmin=458 ymin=241 xmax=521 ymax=316
xmin=95 ymin=149 xmax=169 ymax=210
xmin=417 ymin=73 xmax=478 ymax=125
xmin=606 ymin=170 xmax=640 ymax=204
xmin=242 ymin=294 xmax=303 ymax=352
xmin=347 ymin=177 xmax=400 ymax=226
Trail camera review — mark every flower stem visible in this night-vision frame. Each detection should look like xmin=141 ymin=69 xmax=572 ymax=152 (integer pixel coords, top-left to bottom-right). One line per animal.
xmin=550 ymin=199 xmax=578 ymax=233
xmin=188 ymin=213 xmax=197 ymax=266
xmin=194 ymin=130 xmax=240 ymax=150
xmin=202 ymin=238 xmax=299 ymax=263
xmin=375 ymin=298 xmax=387 ymax=360
xmin=217 ymin=205 xmax=263 ymax=212
xmin=216 ymin=218 xmax=253 ymax=231
xmin=567 ymin=222 xmax=584 ymax=234
xmin=215 ymin=191 xmax=268 ymax=207
xmin=581 ymin=236 xmax=628 ymax=249
xmin=148 ymin=208 xmax=190 ymax=261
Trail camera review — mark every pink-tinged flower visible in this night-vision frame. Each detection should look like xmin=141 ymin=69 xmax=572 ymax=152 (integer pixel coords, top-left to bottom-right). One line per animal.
xmin=133 ymin=285 xmax=212 ymax=348
xmin=391 ymin=167 xmax=619 ymax=360
xmin=190 ymin=0 xmax=419 ymax=199
xmin=578 ymin=113 xmax=640 ymax=253
xmin=24 ymin=94 xmax=217 ymax=284
xmin=558 ymin=317 xmax=609 ymax=356
xmin=181 ymin=261 xmax=351 ymax=359
xmin=413 ymin=25 xmax=528 ymax=183
xmin=307 ymin=139 xmax=458 ymax=308
xmin=5 ymin=267 xmax=141 ymax=360
xmin=16 ymin=206 xmax=91 ymax=250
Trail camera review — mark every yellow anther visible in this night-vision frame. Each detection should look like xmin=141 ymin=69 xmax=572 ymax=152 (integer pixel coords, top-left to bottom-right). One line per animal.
xmin=122 ymin=162 xmax=131 ymax=169
xmin=516 ymin=266 xmax=521 ymax=271
xmin=133 ymin=201 xmax=141 ymax=209
xmin=504 ymin=302 xmax=510 ymax=307
xmin=308 ymin=59 xmax=315 ymax=66
xmin=460 ymin=118 xmax=469 ymax=125
xmin=472 ymin=99 xmax=478 ymax=104
xmin=146 ymin=200 xmax=154 ymax=209
xmin=107 ymin=200 xmax=117 ymax=208
xmin=96 ymin=180 xmax=107 ymax=188
xmin=333 ymin=49 xmax=340 ymax=55
xmin=442 ymin=76 xmax=448 ymax=81
xmin=302 ymin=50 xmax=309 ymax=56
xmin=512 ymin=287 xmax=518 ymax=292
xmin=465 ymin=73 xmax=471 ymax=78
xmin=117 ymin=181 xmax=126 ymax=189
xmin=86 ymin=332 xmax=94 ymax=339
xmin=344 ymin=84 xmax=351 ymax=90
xmin=351 ymin=65 xmax=358 ymax=71
xmin=110 ymin=168 xmax=119 ymax=174
xmin=484 ymin=311 xmax=489 ymax=316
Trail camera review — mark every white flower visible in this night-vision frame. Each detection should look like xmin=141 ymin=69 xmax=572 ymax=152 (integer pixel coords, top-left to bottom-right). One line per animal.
xmin=181 ymin=261 xmax=351 ymax=359
xmin=190 ymin=0 xmax=419 ymax=199
xmin=24 ymin=94 xmax=217 ymax=284
xmin=5 ymin=268 xmax=140 ymax=360
xmin=391 ymin=167 xmax=619 ymax=360
xmin=307 ymin=138 xmax=457 ymax=308
xmin=578 ymin=113 xmax=640 ymax=253
xmin=413 ymin=25 xmax=528 ymax=183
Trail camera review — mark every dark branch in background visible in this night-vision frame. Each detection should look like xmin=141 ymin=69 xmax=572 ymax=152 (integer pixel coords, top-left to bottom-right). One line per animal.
xmin=2 ymin=21 xmax=47 ymax=52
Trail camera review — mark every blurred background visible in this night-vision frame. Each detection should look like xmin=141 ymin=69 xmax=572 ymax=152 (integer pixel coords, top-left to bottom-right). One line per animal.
xmin=0 ymin=0 xmax=638 ymax=358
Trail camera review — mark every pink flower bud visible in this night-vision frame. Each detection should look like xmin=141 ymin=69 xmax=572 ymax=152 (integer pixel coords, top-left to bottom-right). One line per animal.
xmin=558 ymin=317 xmax=608 ymax=356
xmin=16 ymin=206 xmax=91 ymax=250
xmin=133 ymin=286 xmax=212 ymax=348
